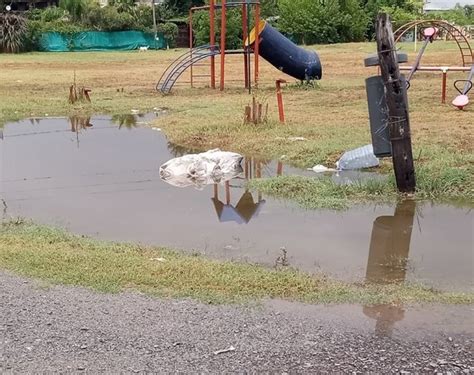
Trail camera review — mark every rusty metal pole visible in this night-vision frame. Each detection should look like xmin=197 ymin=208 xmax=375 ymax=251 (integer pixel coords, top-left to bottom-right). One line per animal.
xmin=210 ymin=0 xmax=216 ymax=89
xmin=376 ymin=13 xmax=416 ymax=193
xmin=276 ymin=79 xmax=286 ymax=123
xmin=254 ymin=2 xmax=260 ymax=86
xmin=276 ymin=161 xmax=283 ymax=176
xmin=220 ymin=0 xmax=226 ymax=91
xmin=242 ymin=2 xmax=249 ymax=89
xmin=441 ymin=67 xmax=448 ymax=103
xmin=189 ymin=9 xmax=194 ymax=88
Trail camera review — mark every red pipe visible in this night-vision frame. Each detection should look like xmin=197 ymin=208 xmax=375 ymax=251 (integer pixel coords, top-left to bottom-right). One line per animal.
xmin=189 ymin=10 xmax=193 ymax=88
xmin=220 ymin=0 xmax=226 ymax=91
xmin=242 ymin=3 xmax=249 ymax=89
xmin=254 ymin=3 xmax=260 ymax=86
xmin=210 ymin=0 xmax=216 ymax=89
xmin=442 ymin=69 xmax=447 ymax=104
xmin=276 ymin=79 xmax=286 ymax=123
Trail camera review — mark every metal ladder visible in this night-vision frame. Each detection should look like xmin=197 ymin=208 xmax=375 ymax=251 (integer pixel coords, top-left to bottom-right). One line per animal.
xmin=156 ymin=45 xmax=220 ymax=94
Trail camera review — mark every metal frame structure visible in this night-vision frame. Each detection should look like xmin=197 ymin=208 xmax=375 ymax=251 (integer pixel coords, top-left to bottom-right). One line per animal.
xmin=394 ymin=20 xmax=473 ymax=103
xmin=395 ymin=20 xmax=473 ymax=67
xmin=189 ymin=0 xmax=261 ymax=91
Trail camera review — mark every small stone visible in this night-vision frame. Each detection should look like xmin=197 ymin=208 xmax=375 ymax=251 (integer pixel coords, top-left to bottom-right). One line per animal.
xmin=77 ymin=366 xmax=85 ymax=371
xmin=429 ymin=363 xmax=438 ymax=368
xmin=80 ymin=345 xmax=88 ymax=349
xmin=448 ymin=337 xmax=453 ymax=342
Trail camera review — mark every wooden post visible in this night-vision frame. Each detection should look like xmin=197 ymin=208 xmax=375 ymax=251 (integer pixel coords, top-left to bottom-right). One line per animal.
xmin=376 ymin=14 xmax=416 ymax=193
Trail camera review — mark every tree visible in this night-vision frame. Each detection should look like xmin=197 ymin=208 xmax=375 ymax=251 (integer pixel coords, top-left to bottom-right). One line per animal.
xmin=279 ymin=0 xmax=367 ymax=44
xmin=59 ymin=0 xmax=87 ymax=21
xmin=163 ymin=0 xmax=204 ymax=16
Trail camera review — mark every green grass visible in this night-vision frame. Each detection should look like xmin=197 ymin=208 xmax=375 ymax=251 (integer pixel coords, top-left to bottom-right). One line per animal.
xmin=247 ymin=142 xmax=473 ymax=210
xmin=0 ymin=221 xmax=472 ymax=305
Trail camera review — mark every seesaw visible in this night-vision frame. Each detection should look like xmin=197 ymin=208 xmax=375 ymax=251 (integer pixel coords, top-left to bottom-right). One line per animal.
xmin=452 ymin=64 xmax=474 ymax=110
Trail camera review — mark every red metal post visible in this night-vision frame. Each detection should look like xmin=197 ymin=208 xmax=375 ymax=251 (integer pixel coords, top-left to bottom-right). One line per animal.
xmin=210 ymin=0 xmax=216 ymax=89
xmin=276 ymin=79 xmax=286 ymax=123
xmin=242 ymin=3 xmax=249 ymax=89
xmin=189 ymin=10 xmax=194 ymax=88
xmin=441 ymin=68 xmax=448 ymax=104
xmin=220 ymin=0 xmax=226 ymax=91
xmin=254 ymin=3 xmax=260 ymax=86
xmin=276 ymin=161 xmax=283 ymax=176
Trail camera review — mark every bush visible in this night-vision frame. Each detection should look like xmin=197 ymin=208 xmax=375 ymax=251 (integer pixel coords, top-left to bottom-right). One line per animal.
xmin=82 ymin=4 xmax=138 ymax=31
xmin=193 ymin=8 xmax=243 ymax=49
xmin=59 ymin=0 xmax=87 ymax=22
xmin=156 ymin=22 xmax=178 ymax=47
xmin=431 ymin=5 xmax=474 ymax=26
xmin=0 ymin=12 xmax=28 ymax=53
xmin=279 ymin=0 xmax=344 ymax=44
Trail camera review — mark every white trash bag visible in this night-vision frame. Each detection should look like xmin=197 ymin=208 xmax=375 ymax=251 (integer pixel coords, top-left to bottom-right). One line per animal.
xmin=159 ymin=149 xmax=244 ymax=189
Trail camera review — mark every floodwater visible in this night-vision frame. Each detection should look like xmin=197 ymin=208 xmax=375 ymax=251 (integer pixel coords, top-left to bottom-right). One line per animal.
xmin=0 ymin=115 xmax=472 ymax=292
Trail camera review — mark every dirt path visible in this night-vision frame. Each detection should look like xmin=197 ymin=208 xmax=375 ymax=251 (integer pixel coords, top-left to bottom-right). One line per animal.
xmin=1 ymin=271 xmax=473 ymax=373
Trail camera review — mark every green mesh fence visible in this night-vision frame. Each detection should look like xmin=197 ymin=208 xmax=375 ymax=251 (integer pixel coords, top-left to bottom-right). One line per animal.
xmin=39 ymin=31 xmax=167 ymax=52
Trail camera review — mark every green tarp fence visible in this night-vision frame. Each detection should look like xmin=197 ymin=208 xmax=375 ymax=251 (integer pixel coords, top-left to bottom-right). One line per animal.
xmin=39 ymin=31 xmax=167 ymax=52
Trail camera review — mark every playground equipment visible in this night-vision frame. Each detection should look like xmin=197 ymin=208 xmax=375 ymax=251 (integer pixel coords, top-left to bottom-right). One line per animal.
xmin=156 ymin=0 xmax=322 ymax=94
xmin=452 ymin=64 xmax=474 ymax=109
xmin=245 ymin=21 xmax=322 ymax=81
xmin=157 ymin=0 xmax=261 ymax=94
xmin=406 ymin=27 xmax=437 ymax=84
xmin=395 ymin=20 xmax=473 ymax=103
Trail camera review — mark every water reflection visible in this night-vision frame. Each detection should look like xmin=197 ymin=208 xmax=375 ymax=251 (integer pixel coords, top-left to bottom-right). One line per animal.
xmin=212 ymin=183 xmax=265 ymax=224
xmin=1 ymin=116 xmax=472 ymax=293
xmin=111 ymin=114 xmax=138 ymax=130
xmin=210 ymin=157 xmax=286 ymax=224
xmin=363 ymin=199 xmax=416 ymax=337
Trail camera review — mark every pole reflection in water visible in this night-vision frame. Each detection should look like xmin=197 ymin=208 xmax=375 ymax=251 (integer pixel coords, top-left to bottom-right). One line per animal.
xmin=211 ymin=157 xmax=267 ymax=224
xmin=363 ymin=199 xmax=416 ymax=337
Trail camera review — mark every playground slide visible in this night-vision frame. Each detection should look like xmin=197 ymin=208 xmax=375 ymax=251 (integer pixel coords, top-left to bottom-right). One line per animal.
xmin=246 ymin=21 xmax=322 ymax=81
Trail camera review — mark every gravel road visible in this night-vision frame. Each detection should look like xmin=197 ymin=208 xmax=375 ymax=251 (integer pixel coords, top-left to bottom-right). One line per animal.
xmin=1 ymin=271 xmax=473 ymax=373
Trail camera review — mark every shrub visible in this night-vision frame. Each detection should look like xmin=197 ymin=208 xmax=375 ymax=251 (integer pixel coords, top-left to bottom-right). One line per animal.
xmin=193 ymin=8 xmax=243 ymax=49
xmin=278 ymin=0 xmax=343 ymax=44
xmin=156 ymin=22 xmax=178 ymax=47
xmin=82 ymin=4 xmax=138 ymax=31
xmin=0 ymin=12 xmax=27 ymax=53
xmin=59 ymin=0 xmax=87 ymax=22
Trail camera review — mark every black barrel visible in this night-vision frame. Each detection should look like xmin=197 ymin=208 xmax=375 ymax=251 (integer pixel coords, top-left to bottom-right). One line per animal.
xmin=246 ymin=21 xmax=322 ymax=81
xmin=366 ymin=75 xmax=409 ymax=158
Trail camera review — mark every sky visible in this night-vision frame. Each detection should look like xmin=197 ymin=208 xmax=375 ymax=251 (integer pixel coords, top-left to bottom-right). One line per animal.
xmin=424 ymin=0 xmax=474 ymax=10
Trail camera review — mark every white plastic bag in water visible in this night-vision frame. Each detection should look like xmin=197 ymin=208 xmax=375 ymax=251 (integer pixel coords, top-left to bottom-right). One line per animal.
xmin=159 ymin=149 xmax=243 ymax=189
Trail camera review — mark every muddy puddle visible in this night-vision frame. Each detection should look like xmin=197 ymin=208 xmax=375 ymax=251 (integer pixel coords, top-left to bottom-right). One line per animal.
xmin=0 ymin=115 xmax=472 ymax=292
